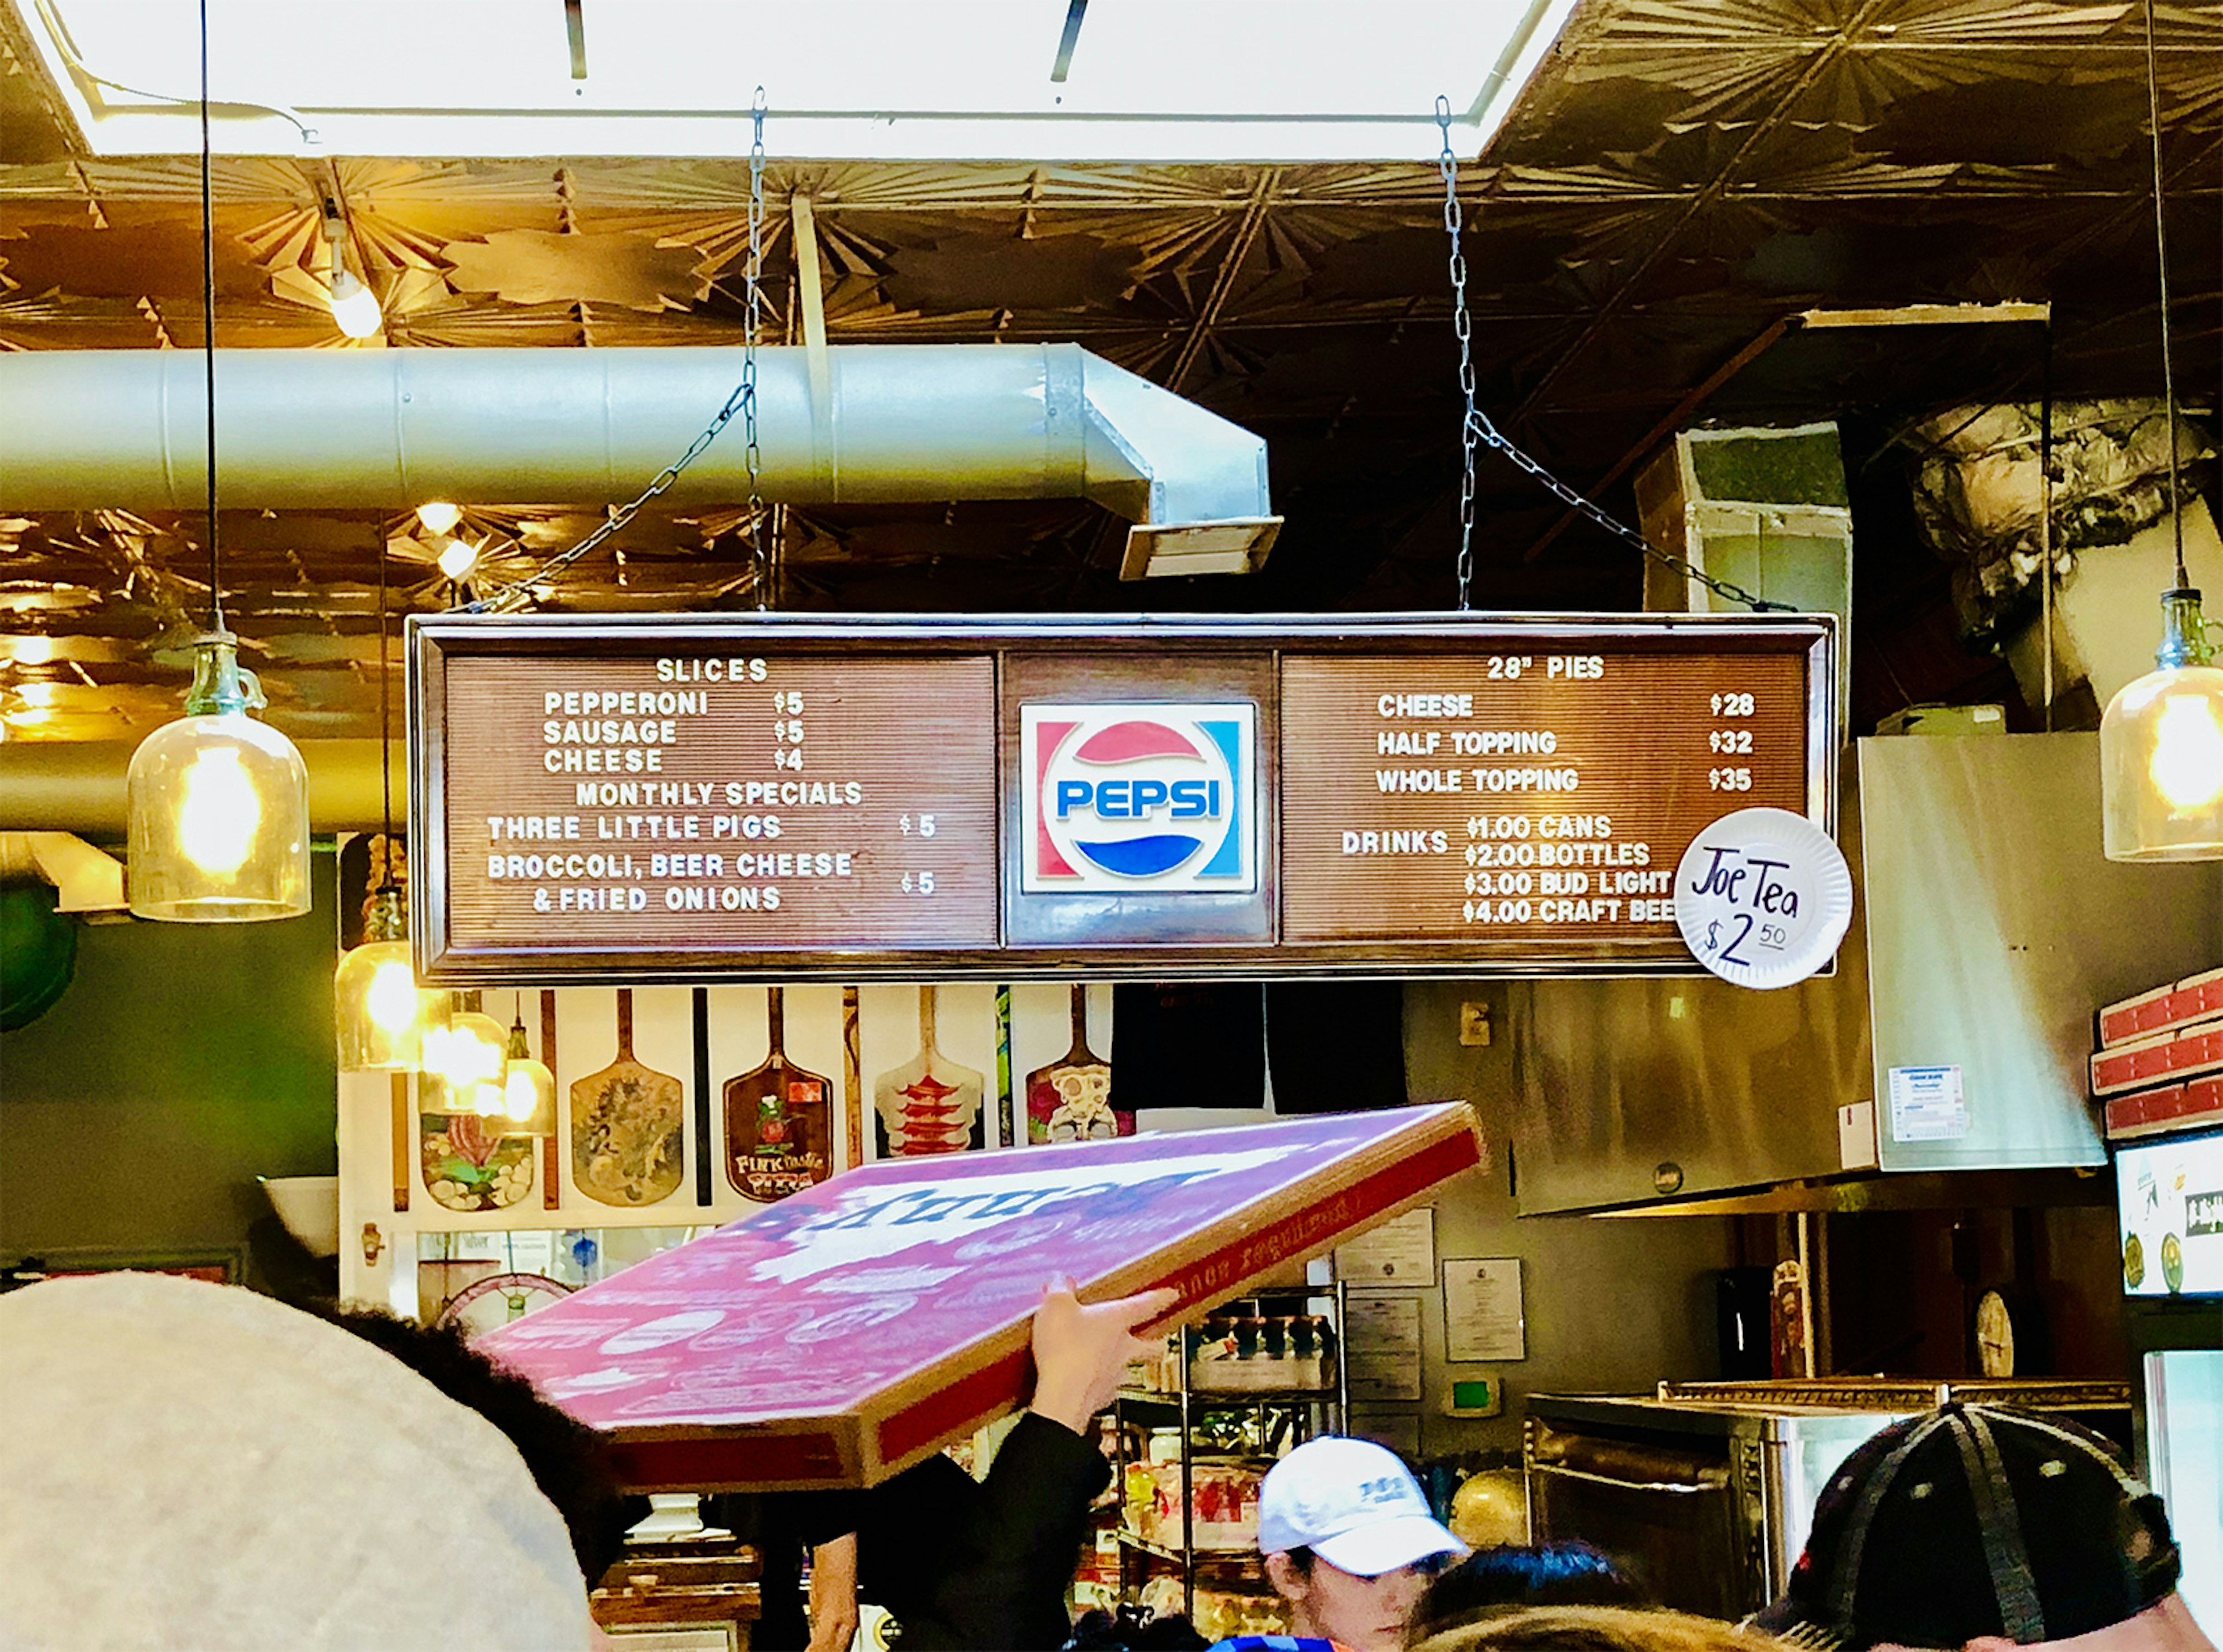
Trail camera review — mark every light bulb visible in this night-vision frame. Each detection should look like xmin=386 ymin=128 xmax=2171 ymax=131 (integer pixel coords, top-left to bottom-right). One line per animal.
xmin=365 ymin=956 xmax=421 ymax=1034
xmin=2151 ymin=693 xmax=2223 ymax=810
xmin=503 ymin=1067 xmax=540 ymax=1120
xmin=468 ymin=1080 xmax=507 ymax=1118
xmin=436 ymin=537 xmax=480 ymax=581
xmin=436 ymin=1008 xmax=510 ymax=1091
xmin=177 ymin=744 xmax=263 ymax=875
xmin=414 ymin=501 xmax=463 ymax=535
xmin=328 ymin=267 xmax=383 ymax=339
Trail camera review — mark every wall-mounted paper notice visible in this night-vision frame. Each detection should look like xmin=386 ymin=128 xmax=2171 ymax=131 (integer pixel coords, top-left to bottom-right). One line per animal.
xmin=1888 ymin=1065 xmax=1969 ymax=1142
xmin=1336 ymin=1207 xmax=1436 ymax=1283
xmin=1444 ymin=1257 xmax=1525 ymax=1363
xmin=1345 ymin=1290 xmax=1424 ymax=1401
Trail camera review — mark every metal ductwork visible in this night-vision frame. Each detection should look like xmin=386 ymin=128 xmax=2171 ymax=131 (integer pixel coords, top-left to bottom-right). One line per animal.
xmin=0 ymin=344 xmax=1280 ymax=578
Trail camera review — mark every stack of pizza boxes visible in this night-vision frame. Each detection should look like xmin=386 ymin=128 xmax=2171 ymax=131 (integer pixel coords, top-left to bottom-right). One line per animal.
xmin=2092 ymin=967 xmax=2223 ymax=1139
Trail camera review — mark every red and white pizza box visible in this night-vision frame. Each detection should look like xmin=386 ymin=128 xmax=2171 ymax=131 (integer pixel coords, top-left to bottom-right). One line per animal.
xmin=480 ymin=1103 xmax=1482 ymax=1493
xmin=2099 ymin=967 xmax=2223 ymax=1050
xmin=2104 ymin=1075 xmax=2223 ymax=1141
xmin=2090 ymin=1015 xmax=2223 ymax=1098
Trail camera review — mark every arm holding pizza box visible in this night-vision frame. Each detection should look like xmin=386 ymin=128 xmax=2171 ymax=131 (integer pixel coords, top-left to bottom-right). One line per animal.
xmin=765 ymin=1275 xmax=1179 ymax=1652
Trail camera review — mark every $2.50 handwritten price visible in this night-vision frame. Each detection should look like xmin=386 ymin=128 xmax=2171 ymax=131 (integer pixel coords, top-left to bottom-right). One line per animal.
xmin=1686 ymin=844 xmax=1798 ymax=968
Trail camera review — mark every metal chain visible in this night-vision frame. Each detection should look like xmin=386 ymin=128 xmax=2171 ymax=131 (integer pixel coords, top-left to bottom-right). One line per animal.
xmin=1437 ymin=98 xmax=1477 ymax=613
xmin=746 ymin=85 xmax=768 ymax=610
xmin=460 ymin=91 xmax=772 ymax=617
xmin=1433 ymin=100 xmax=1789 ymax=614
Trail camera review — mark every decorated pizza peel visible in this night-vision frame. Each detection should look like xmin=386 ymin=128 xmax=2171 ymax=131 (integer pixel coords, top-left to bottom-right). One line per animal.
xmin=480 ymin=1101 xmax=1484 ymax=1495
xmin=1026 ymin=985 xmax=1124 ymax=1143
xmin=724 ymin=987 xmax=833 ymax=1202
xmin=872 ymin=985 xmax=985 ymax=1156
xmin=571 ymin=988 xmax=685 ymax=1207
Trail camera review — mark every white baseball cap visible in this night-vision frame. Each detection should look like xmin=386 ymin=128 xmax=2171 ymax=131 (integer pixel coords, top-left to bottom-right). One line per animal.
xmin=1258 ymin=1436 xmax=1468 ymax=1578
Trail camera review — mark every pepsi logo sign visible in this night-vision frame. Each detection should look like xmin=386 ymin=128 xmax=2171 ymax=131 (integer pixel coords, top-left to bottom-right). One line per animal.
xmin=1022 ymin=704 xmax=1257 ymax=894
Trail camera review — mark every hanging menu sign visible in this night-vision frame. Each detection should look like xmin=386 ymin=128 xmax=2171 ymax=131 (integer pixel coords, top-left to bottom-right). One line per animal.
xmin=411 ymin=614 xmax=1832 ymax=982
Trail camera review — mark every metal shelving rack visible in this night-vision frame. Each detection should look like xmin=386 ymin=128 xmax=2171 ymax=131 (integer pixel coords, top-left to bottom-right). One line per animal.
xmin=1110 ymin=1281 xmax=1349 ymax=1618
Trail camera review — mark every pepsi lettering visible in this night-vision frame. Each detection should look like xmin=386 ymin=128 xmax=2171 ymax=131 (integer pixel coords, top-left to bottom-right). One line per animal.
xmin=1054 ymin=777 xmax=1221 ymax=821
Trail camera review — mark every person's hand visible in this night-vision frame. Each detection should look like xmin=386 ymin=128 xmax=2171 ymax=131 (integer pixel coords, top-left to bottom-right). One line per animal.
xmin=804 ymin=1533 xmax=859 ymax=1652
xmin=1027 ymin=1276 xmax=1180 ymax=1435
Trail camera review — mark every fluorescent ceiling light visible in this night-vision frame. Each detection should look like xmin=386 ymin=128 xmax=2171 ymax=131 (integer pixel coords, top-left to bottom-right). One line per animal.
xmin=19 ymin=0 xmax=1576 ymax=162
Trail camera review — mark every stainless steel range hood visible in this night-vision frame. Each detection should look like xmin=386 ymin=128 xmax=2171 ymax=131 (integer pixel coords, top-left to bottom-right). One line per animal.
xmin=1506 ymin=732 xmax=2221 ymax=1214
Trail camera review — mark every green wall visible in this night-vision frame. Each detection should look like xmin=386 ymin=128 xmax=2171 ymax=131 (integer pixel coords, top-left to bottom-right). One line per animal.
xmin=0 ymin=849 xmax=340 ymax=1271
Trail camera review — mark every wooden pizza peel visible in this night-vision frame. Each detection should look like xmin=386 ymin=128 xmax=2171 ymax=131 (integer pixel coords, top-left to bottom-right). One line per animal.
xmin=570 ymin=988 xmax=685 ymax=1206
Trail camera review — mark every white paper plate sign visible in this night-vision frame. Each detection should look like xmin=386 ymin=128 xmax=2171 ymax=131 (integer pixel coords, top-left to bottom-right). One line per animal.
xmin=1674 ymin=806 xmax=1853 ymax=990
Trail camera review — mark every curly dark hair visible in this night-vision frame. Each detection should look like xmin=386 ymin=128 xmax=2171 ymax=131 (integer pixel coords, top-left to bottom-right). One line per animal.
xmin=303 ymin=1300 xmax=641 ymax=1580
xmin=1412 ymin=1543 xmax=1645 ymax=1640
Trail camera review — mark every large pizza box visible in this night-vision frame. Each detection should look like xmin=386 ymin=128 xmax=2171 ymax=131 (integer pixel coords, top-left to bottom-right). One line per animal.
xmin=2105 ymin=1075 xmax=2223 ymax=1141
xmin=2090 ymin=1016 xmax=2223 ymax=1098
xmin=2099 ymin=968 xmax=2223 ymax=1049
xmin=482 ymin=1103 xmax=1481 ymax=1493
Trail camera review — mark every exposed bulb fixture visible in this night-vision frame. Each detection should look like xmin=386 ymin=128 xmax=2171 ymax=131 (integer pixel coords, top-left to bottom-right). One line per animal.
xmin=2101 ymin=0 xmax=2223 ymax=862
xmin=335 ymin=884 xmax=451 ymax=1070
xmin=425 ymin=992 xmax=509 ymax=1096
xmin=127 ymin=633 xmax=310 ymax=920
xmin=498 ymin=1004 xmax=559 ymax=1136
xmin=176 ymin=743 xmax=261 ymax=875
xmin=414 ymin=501 xmax=463 ymax=535
xmin=127 ymin=10 xmax=311 ymax=922
xmin=2103 ymin=589 xmax=2223 ymax=860
xmin=436 ymin=537 xmax=481 ymax=582
xmin=328 ymin=266 xmax=383 ymax=339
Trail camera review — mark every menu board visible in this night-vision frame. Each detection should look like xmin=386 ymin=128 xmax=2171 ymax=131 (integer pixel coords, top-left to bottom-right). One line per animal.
xmin=412 ymin=614 xmax=1832 ymax=981
xmin=1281 ymin=649 xmax=1810 ymax=945
xmin=432 ymin=651 xmax=999 ymax=959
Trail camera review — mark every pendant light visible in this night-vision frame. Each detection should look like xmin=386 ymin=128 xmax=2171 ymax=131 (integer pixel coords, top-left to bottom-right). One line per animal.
xmin=333 ymin=541 xmax=450 ymax=1067
xmin=2100 ymin=0 xmax=2223 ymax=861
xmin=498 ymin=997 xmax=558 ymax=1137
xmin=126 ymin=1 xmax=310 ymax=921
xmin=425 ymin=990 xmax=509 ymax=1108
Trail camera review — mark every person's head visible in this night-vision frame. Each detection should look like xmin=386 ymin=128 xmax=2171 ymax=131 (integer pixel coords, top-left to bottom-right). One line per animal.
xmin=1259 ymin=1436 xmax=1469 ymax=1652
xmin=1412 ymin=1541 xmax=1645 ymax=1639
xmin=0 ymin=1273 xmax=597 ymax=1651
xmin=1412 ymin=1603 xmax=1774 ymax=1652
xmin=1757 ymin=1402 xmax=2208 ymax=1652
xmin=302 ymin=1298 xmax=636 ymax=1580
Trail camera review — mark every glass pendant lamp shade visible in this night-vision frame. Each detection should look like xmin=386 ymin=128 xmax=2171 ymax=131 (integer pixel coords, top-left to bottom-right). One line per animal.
xmin=424 ymin=992 xmax=509 ymax=1098
xmin=334 ymin=886 xmax=450 ymax=1070
xmin=127 ymin=634 xmax=311 ymax=921
xmin=498 ymin=1013 xmax=558 ymax=1137
xmin=2103 ymin=588 xmax=2223 ymax=861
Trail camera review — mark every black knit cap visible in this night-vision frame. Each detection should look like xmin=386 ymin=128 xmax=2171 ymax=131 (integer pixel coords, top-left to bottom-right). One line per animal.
xmin=1756 ymin=1403 xmax=2181 ymax=1650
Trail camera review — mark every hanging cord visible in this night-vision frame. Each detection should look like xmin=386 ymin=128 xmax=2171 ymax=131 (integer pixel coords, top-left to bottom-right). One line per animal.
xmin=199 ymin=0 xmax=221 ymax=634
xmin=1433 ymin=100 xmax=1790 ymax=614
xmin=746 ymin=85 xmax=768 ymax=611
xmin=2141 ymin=0 xmax=2185 ymax=590
xmin=459 ymin=89 xmax=771 ymax=617
xmin=376 ymin=530 xmax=397 ymax=883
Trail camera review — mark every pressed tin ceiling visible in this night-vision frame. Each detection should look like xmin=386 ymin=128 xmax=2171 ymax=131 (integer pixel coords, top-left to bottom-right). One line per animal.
xmin=0 ymin=0 xmax=2217 ymax=748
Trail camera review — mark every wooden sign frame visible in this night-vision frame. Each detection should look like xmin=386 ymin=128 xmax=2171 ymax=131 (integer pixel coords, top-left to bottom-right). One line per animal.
xmin=410 ymin=611 xmax=1835 ymax=983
